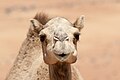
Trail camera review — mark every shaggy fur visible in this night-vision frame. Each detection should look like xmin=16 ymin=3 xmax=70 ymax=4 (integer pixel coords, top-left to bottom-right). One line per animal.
xmin=34 ymin=13 xmax=50 ymax=25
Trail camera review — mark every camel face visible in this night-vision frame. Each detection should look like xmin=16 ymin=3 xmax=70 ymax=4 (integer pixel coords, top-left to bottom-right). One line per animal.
xmin=39 ymin=17 xmax=83 ymax=64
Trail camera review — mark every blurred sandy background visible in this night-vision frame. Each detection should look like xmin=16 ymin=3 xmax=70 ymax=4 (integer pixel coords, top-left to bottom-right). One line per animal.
xmin=0 ymin=0 xmax=120 ymax=80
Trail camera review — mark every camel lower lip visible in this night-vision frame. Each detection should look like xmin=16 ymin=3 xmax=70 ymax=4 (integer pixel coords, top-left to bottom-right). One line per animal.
xmin=59 ymin=58 xmax=66 ymax=62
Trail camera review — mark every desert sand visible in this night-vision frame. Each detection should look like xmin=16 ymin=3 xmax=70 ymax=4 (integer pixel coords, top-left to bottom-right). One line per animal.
xmin=0 ymin=0 xmax=120 ymax=80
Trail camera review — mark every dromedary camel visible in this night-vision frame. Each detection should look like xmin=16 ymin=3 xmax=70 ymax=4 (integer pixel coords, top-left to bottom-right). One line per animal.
xmin=5 ymin=13 xmax=84 ymax=80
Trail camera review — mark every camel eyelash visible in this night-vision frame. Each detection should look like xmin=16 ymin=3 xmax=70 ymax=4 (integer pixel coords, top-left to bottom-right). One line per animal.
xmin=73 ymin=32 xmax=80 ymax=40
xmin=40 ymin=34 xmax=46 ymax=42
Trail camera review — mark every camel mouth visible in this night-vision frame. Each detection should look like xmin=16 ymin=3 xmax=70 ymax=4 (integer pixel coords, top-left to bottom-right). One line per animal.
xmin=58 ymin=53 xmax=67 ymax=57
xmin=54 ymin=53 xmax=69 ymax=62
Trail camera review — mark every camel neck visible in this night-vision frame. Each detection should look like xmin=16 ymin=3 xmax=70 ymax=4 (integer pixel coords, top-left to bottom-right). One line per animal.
xmin=49 ymin=62 xmax=71 ymax=80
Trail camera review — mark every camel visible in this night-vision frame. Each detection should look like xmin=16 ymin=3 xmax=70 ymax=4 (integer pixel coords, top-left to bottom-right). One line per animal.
xmin=5 ymin=13 xmax=84 ymax=80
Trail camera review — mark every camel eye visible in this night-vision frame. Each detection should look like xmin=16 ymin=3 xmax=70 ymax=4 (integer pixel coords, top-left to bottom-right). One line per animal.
xmin=40 ymin=34 xmax=46 ymax=42
xmin=53 ymin=36 xmax=59 ymax=41
xmin=74 ymin=32 xmax=80 ymax=41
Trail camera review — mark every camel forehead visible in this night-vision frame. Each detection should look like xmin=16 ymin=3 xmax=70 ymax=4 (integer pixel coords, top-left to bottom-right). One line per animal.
xmin=41 ymin=17 xmax=78 ymax=37
xmin=45 ymin=17 xmax=72 ymax=28
xmin=43 ymin=17 xmax=77 ymax=33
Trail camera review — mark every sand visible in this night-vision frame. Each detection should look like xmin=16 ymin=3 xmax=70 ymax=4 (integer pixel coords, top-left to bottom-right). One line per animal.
xmin=0 ymin=0 xmax=120 ymax=80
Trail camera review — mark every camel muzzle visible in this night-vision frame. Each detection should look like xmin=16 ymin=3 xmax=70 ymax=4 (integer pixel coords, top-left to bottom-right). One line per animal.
xmin=54 ymin=51 xmax=77 ymax=63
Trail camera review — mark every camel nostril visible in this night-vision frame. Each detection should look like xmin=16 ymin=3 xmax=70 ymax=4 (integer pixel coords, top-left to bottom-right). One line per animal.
xmin=58 ymin=53 xmax=67 ymax=57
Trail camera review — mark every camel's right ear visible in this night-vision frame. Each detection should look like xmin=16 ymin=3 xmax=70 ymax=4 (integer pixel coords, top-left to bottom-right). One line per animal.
xmin=30 ymin=19 xmax=43 ymax=31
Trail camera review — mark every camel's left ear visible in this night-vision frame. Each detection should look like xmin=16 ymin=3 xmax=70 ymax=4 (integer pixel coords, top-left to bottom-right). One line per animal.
xmin=30 ymin=19 xmax=43 ymax=31
xmin=74 ymin=15 xmax=85 ymax=31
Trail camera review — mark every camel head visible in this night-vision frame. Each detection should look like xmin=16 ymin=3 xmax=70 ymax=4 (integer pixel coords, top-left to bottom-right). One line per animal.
xmin=30 ymin=15 xmax=84 ymax=64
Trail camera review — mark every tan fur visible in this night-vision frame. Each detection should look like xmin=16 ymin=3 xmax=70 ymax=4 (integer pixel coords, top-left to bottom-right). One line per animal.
xmin=5 ymin=13 xmax=84 ymax=80
xmin=34 ymin=13 xmax=50 ymax=25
